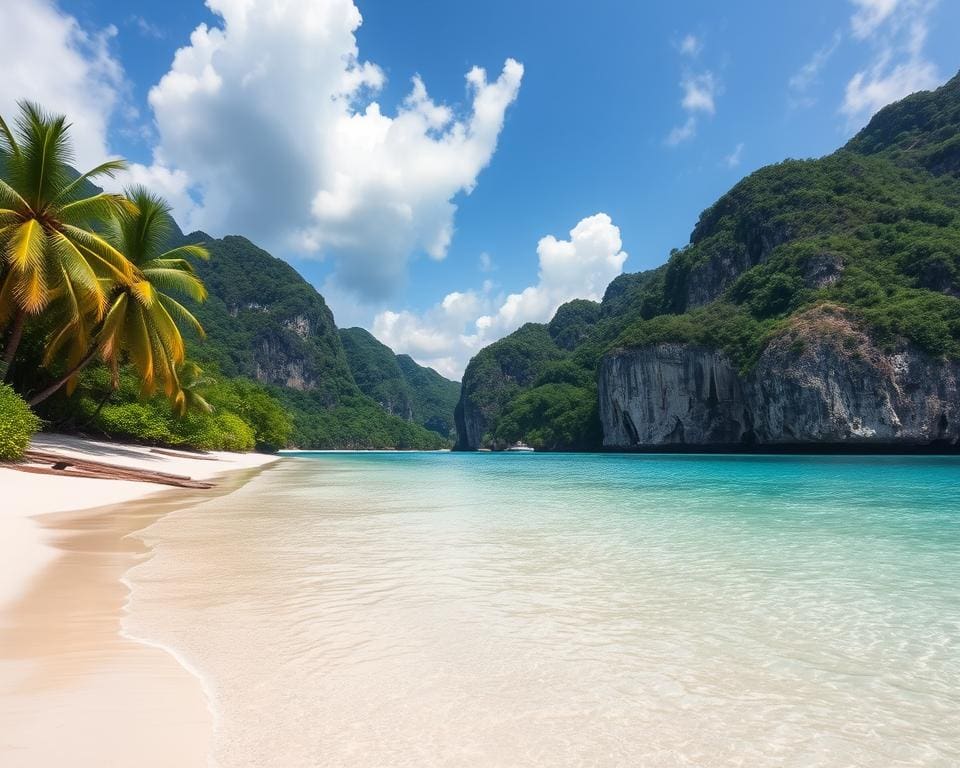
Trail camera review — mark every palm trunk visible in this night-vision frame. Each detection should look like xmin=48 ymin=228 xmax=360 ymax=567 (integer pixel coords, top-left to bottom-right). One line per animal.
xmin=1 ymin=310 xmax=27 ymax=381
xmin=28 ymin=346 xmax=99 ymax=406
xmin=78 ymin=385 xmax=115 ymax=429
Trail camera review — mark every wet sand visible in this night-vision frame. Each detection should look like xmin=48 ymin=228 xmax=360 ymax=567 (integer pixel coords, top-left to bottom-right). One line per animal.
xmin=0 ymin=438 xmax=277 ymax=767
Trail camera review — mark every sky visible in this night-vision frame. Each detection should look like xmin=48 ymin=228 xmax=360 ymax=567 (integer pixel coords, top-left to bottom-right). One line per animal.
xmin=2 ymin=0 xmax=958 ymax=379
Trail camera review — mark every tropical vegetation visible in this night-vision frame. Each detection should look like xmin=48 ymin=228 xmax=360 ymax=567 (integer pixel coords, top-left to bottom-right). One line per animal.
xmin=0 ymin=382 xmax=40 ymax=460
xmin=0 ymin=101 xmax=292 ymax=453
xmin=0 ymin=100 xmax=456 ymax=453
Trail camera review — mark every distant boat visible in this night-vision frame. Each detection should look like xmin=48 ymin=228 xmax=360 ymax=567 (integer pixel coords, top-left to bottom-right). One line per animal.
xmin=506 ymin=441 xmax=535 ymax=452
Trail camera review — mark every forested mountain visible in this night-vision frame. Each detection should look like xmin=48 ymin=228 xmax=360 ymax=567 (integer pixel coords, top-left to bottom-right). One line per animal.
xmin=25 ymin=214 xmax=458 ymax=450
xmin=456 ymin=72 xmax=960 ymax=451
xmin=176 ymin=233 xmax=458 ymax=449
xmin=340 ymin=327 xmax=460 ymax=439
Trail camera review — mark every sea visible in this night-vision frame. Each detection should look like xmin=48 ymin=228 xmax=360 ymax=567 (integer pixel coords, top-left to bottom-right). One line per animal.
xmin=123 ymin=452 xmax=960 ymax=767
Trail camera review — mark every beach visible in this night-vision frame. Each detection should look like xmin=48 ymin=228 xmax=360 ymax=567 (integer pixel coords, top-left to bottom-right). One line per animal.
xmin=3 ymin=448 xmax=960 ymax=766
xmin=0 ymin=435 xmax=277 ymax=768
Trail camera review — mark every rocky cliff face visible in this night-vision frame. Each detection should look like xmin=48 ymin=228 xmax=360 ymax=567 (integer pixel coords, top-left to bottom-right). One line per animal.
xmin=186 ymin=233 xmax=356 ymax=403
xmin=600 ymin=309 xmax=960 ymax=449
xmin=600 ymin=344 xmax=751 ymax=446
xmin=685 ymin=216 xmax=794 ymax=309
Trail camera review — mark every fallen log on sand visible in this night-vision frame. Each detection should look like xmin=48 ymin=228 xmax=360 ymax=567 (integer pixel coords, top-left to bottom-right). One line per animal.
xmin=5 ymin=451 xmax=216 ymax=489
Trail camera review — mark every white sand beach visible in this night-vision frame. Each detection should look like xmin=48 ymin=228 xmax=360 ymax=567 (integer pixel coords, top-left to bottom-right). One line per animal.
xmin=0 ymin=435 xmax=278 ymax=768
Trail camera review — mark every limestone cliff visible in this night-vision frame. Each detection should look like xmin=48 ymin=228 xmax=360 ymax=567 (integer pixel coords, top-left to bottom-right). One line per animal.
xmin=600 ymin=309 xmax=960 ymax=449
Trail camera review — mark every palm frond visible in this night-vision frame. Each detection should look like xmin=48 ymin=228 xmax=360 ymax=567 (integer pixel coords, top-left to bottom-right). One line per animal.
xmin=117 ymin=187 xmax=174 ymax=264
xmin=17 ymin=103 xmax=72 ymax=208
xmin=42 ymin=263 xmax=93 ymax=369
xmin=0 ymin=114 xmax=21 ymax=159
xmin=158 ymin=243 xmax=210 ymax=262
xmin=48 ymin=229 xmax=107 ymax=316
xmin=51 ymin=159 xmax=129 ymax=205
xmin=6 ymin=219 xmax=44 ymax=272
xmin=60 ymin=224 xmax=135 ymax=282
xmin=141 ymin=266 xmax=208 ymax=302
xmin=97 ymin=291 xmax=129 ymax=363
xmin=58 ymin=192 xmax=132 ymax=227
xmin=0 ymin=209 xmax=22 ymax=228
xmin=0 ymin=177 xmax=30 ymax=212
xmin=156 ymin=293 xmax=205 ymax=338
xmin=131 ymin=279 xmax=156 ymax=307
xmin=11 ymin=260 xmax=48 ymax=315
xmin=126 ymin=305 xmax=155 ymax=395
xmin=148 ymin=296 xmax=187 ymax=364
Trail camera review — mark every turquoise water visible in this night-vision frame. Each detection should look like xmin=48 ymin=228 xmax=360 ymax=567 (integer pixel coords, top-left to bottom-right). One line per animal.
xmin=126 ymin=453 xmax=960 ymax=766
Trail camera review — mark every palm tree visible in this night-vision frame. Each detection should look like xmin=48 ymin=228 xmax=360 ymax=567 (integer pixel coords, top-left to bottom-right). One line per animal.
xmin=0 ymin=101 xmax=133 ymax=378
xmin=28 ymin=187 xmax=209 ymax=405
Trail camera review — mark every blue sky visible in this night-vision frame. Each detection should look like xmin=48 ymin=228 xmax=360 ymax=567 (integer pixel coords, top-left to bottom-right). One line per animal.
xmin=5 ymin=0 xmax=959 ymax=377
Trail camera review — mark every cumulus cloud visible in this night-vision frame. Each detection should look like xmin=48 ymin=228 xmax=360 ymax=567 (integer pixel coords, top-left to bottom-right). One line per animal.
xmin=372 ymin=213 xmax=628 ymax=378
xmin=841 ymin=0 xmax=940 ymax=124
xmin=138 ymin=0 xmax=522 ymax=301
xmin=0 ymin=0 xmax=124 ymax=170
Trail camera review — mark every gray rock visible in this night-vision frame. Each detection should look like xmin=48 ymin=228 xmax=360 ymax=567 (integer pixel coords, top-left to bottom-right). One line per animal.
xmin=600 ymin=308 xmax=960 ymax=448
xmin=599 ymin=344 xmax=751 ymax=446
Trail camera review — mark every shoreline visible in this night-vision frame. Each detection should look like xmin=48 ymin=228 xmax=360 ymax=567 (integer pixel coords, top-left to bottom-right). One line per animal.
xmin=1 ymin=434 xmax=279 ymax=768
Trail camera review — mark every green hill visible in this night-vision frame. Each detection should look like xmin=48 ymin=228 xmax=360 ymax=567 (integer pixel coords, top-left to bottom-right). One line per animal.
xmin=176 ymin=233 xmax=451 ymax=449
xmin=339 ymin=326 xmax=460 ymax=439
xmin=456 ymin=72 xmax=960 ymax=451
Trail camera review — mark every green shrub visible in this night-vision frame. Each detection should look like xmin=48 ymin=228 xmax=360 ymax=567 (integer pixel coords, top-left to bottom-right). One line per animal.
xmin=96 ymin=401 xmax=179 ymax=445
xmin=0 ymin=383 xmax=41 ymax=460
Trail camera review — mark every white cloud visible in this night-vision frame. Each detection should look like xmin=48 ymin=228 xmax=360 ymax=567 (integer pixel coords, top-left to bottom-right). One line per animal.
xmin=0 ymin=0 xmax=124 ymax=170
xmin=843 ymin=59 xmax=938 ymax=119
xmin=666 ymin=73 xmax=717 ymax=146
xmin=130 ymin=15 xmax=165 ymax=39
xmin=665 ymin=117 xmax=697 ymax=146
xmin=678 ymin=34 xmax=701 ymax=57
xmin=680 ymin=72 xmax=717 ymax=115
xmin=665 ymin=37 xmax=718 ymax=147
xmin=140 ymin=0 xmax=523 ymax=301
xmin=788 ymin=30 xmax=842 ymax=108
xmin=724 ymin=142 xmax=744 ymax=168
xmin=372 ymin=213 xmax=628 ymax=378
xmin=850 ymin=0 xmax=900 ymax=39
xmin=841 ymin=0 xmax=940 ymax=124
xmin=479 ymin=252 xmax=495 ymax=272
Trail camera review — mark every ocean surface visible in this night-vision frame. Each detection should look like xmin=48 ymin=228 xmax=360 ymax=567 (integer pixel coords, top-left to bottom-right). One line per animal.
xmin=124 ymin=453 xmax=960 ymax=767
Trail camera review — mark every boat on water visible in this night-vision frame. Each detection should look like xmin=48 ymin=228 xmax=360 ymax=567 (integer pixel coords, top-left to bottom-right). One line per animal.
xmin=506 ymin=441 xmax=535 ymax=452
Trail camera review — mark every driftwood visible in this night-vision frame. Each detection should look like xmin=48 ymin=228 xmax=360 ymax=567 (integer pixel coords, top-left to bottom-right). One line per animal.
xmin=8 ymin=450 xmax=216 ymax=489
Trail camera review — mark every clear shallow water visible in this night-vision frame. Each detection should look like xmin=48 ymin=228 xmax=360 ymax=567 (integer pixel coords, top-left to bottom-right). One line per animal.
xmin=125 ymin=453 xmax=960 ymax=767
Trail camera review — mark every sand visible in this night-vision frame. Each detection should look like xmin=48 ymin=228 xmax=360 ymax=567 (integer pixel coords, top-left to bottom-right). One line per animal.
xmin=0 ymin=434 xmax=278 ymax=767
